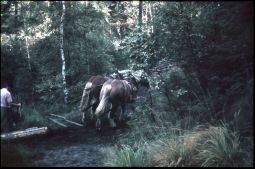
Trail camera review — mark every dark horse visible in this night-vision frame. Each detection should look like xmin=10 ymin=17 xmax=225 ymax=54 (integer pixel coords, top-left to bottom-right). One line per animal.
xmin=94 ymin=75 xmax=149 ymax=130
xmin=79 ymin=75 xmax=109 ymax=125
xmin=79 ymin=73 xmax=123 ymax=125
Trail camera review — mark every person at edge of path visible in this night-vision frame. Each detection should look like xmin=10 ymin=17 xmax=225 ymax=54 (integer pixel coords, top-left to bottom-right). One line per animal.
xmin=1 ymin=83 xmax=21 ymax=133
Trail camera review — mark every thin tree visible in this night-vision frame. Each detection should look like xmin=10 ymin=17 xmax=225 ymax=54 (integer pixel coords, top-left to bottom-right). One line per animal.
xmin=148 ymin=2 xmax=153 ymax=34
xmin=138 ymin=0 xmax=143 ymax=31
xmin=59 ymin=1 xmax=69 ymax=103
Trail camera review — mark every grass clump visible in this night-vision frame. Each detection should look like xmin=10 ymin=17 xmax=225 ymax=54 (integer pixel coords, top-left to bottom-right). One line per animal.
xmin=194 ymin=125 xmax=246 ymax=167
xmin=104 ymin=118 xmax=252 ymax=167
xmin=146 ymin=124 xmax=248 ymax=167
xmin=148 ymin=136 xmax=194 ymax=167
xmin=103 ymin=141 xmax=148 ymax=167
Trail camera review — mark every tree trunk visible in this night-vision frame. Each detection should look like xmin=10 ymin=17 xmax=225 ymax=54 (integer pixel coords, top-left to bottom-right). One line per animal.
xmin=148 ymin=2 xmax=153 ymax=34
xmin=59 ymin=1 xmax=69 ymax=104
xmin=87 ymin=55 xmax=90 ymax=74
xmin=22 ymin=5 xmax=32 ymax=72
xmin=25 ymin=36 xmax=31 ymax=71
xmin=138 ymin=1 xmax=143 ymax=31
xmin=14 ymin=1 xmax=18 ymax=28
xmin=145 ymin=2 xmax=148 ymax=35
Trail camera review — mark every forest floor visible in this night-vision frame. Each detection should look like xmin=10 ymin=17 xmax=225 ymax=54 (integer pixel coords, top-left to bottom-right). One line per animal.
xmin=1 ymin=118 xmax=128 ymax=167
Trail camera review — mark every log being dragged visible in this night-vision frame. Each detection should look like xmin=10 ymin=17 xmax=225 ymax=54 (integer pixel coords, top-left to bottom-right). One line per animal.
xmin=1 ymin=127 xmax=48 ymax=141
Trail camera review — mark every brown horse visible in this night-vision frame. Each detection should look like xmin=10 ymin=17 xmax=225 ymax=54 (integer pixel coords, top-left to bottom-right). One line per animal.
xmin=79 ymin=75 xmax=109 ymax=125
xmin=79 ymin=73 xmax=123 ymax=125
xmin=94 ymin=76 xmax=149 ymax=130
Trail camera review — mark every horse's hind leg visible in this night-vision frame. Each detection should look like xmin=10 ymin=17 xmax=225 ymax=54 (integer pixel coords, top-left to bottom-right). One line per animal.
xmin=80 ymin=82 xmax=93 ymax=124
xmin=95 ymin=101 xmax=110 ymax=131
xmin=119 ymin=104 xmax=126 ymax=122
xmin=96 ymin=119 xmax=101 ymax=131
xmin=108 ymin=104 xmax=117 ymax=128
xmin=82 ymin=97 xmax=92 ymax=125
xmin=91 ymin=99 xmax=98 ymax=120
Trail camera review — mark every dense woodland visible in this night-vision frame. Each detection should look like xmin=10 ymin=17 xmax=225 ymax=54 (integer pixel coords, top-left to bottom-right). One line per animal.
xmin=1 ymin=1 xmax=253 ymax=167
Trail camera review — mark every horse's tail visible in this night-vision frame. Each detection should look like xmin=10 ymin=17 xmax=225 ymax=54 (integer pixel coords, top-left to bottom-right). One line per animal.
xmin=95 ymin=84 xmax=112 ymax=118
xmin=80 ymin=82 xmax=92 ymax=112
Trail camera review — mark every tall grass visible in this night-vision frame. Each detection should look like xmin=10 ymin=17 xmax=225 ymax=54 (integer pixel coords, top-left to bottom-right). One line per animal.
xmin=102 ymin=104 xmax=252 ymax=167
xmin=148 ymin=136 xmax=194 ymax=167
xmin=17 ymin=103 xmax=73 ymax=129
xmin=18 ymin=105 xmax=46 ymax=129
xmin=103 ymin=141 xmax=147 ymax=167
xmin=194 ymin=124 xmax=246 ymax=167
xmin=144 ymin=124 xmax=247 ymax=167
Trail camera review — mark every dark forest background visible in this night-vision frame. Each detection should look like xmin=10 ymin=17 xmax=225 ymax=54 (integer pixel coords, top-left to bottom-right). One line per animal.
xmin=1 ymin=1 xmax=253 ymax=167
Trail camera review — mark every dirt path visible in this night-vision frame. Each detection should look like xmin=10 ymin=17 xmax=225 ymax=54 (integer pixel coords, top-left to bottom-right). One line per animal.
xmin=34 ymin=126 xmax=124 ymax=167
xmin=2 ymin=125 xmax=127 ymax=167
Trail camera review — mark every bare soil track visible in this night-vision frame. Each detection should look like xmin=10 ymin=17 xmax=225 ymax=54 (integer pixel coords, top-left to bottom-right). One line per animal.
xmin=1 ymin=122 xmax=128 ymax=167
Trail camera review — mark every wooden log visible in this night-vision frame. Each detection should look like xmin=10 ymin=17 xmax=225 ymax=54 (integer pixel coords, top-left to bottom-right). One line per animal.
xmin=1 ymin=127 xmax=48 ymax=141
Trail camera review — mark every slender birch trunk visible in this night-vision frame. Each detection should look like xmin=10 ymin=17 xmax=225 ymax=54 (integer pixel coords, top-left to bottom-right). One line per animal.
xmin=138 ymin=0 xmax=143 ymax=31
xmin=23 ymin=10 xmax=32 ymax=71
xmin=149 ymin=3 xmax=153 ymax=34
xmin=145 ymin=3 xmax=149 ymax=35
xmin=59 ymin=1 xmax=69 ymax=103
xmin=25 ymin=36 xmax=31 ymax=71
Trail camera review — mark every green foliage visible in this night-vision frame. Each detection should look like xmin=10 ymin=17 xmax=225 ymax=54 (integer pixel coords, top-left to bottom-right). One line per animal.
xmin=103 ymin=141 xmax=147 ymax=167
xmin=114 ymin=113 xmax=251 ymax=167
xmin=1 ymin=1 xmax=24 ymax=34
xmin=19 ymin=105 xmax=46 ymax=129
xmin=148 ymin=136 xmax=193 ymax=167
xmin=2 ymin=2 xmax=252 ymax=118
xmin=18 ymin=103 xmax=72 ymax=129
xmin=109 ymin=93 xmax=252 ymax=167
xmin=0 ymin=2 xmax=253 ymax=167
xmin=194 ymin=125 xmax=246 ymax=167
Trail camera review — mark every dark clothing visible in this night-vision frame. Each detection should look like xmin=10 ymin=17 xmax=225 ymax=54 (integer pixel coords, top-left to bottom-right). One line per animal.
xmin=1 ymin=107 xmax=15 ymax=133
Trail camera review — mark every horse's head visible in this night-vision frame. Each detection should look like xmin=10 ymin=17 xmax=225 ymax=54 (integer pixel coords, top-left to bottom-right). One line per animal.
xmin=117 ymin=69 xmax=150 ymax=96
xmin=106 ymin=69 xmax=124 ymax=80
xmin=138 ymin=76 xmax=150 ymax=89
xmin=120 ymin=70 xmax=150 ymax=89
xmin=109 ymin=72 xmax=124 ymax=80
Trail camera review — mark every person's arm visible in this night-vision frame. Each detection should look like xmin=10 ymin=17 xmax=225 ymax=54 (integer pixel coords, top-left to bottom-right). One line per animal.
xmin=10 ymin=103 xmax=21 ymax=107
xmin=6 ymin=92 xmax=21 ymax=107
